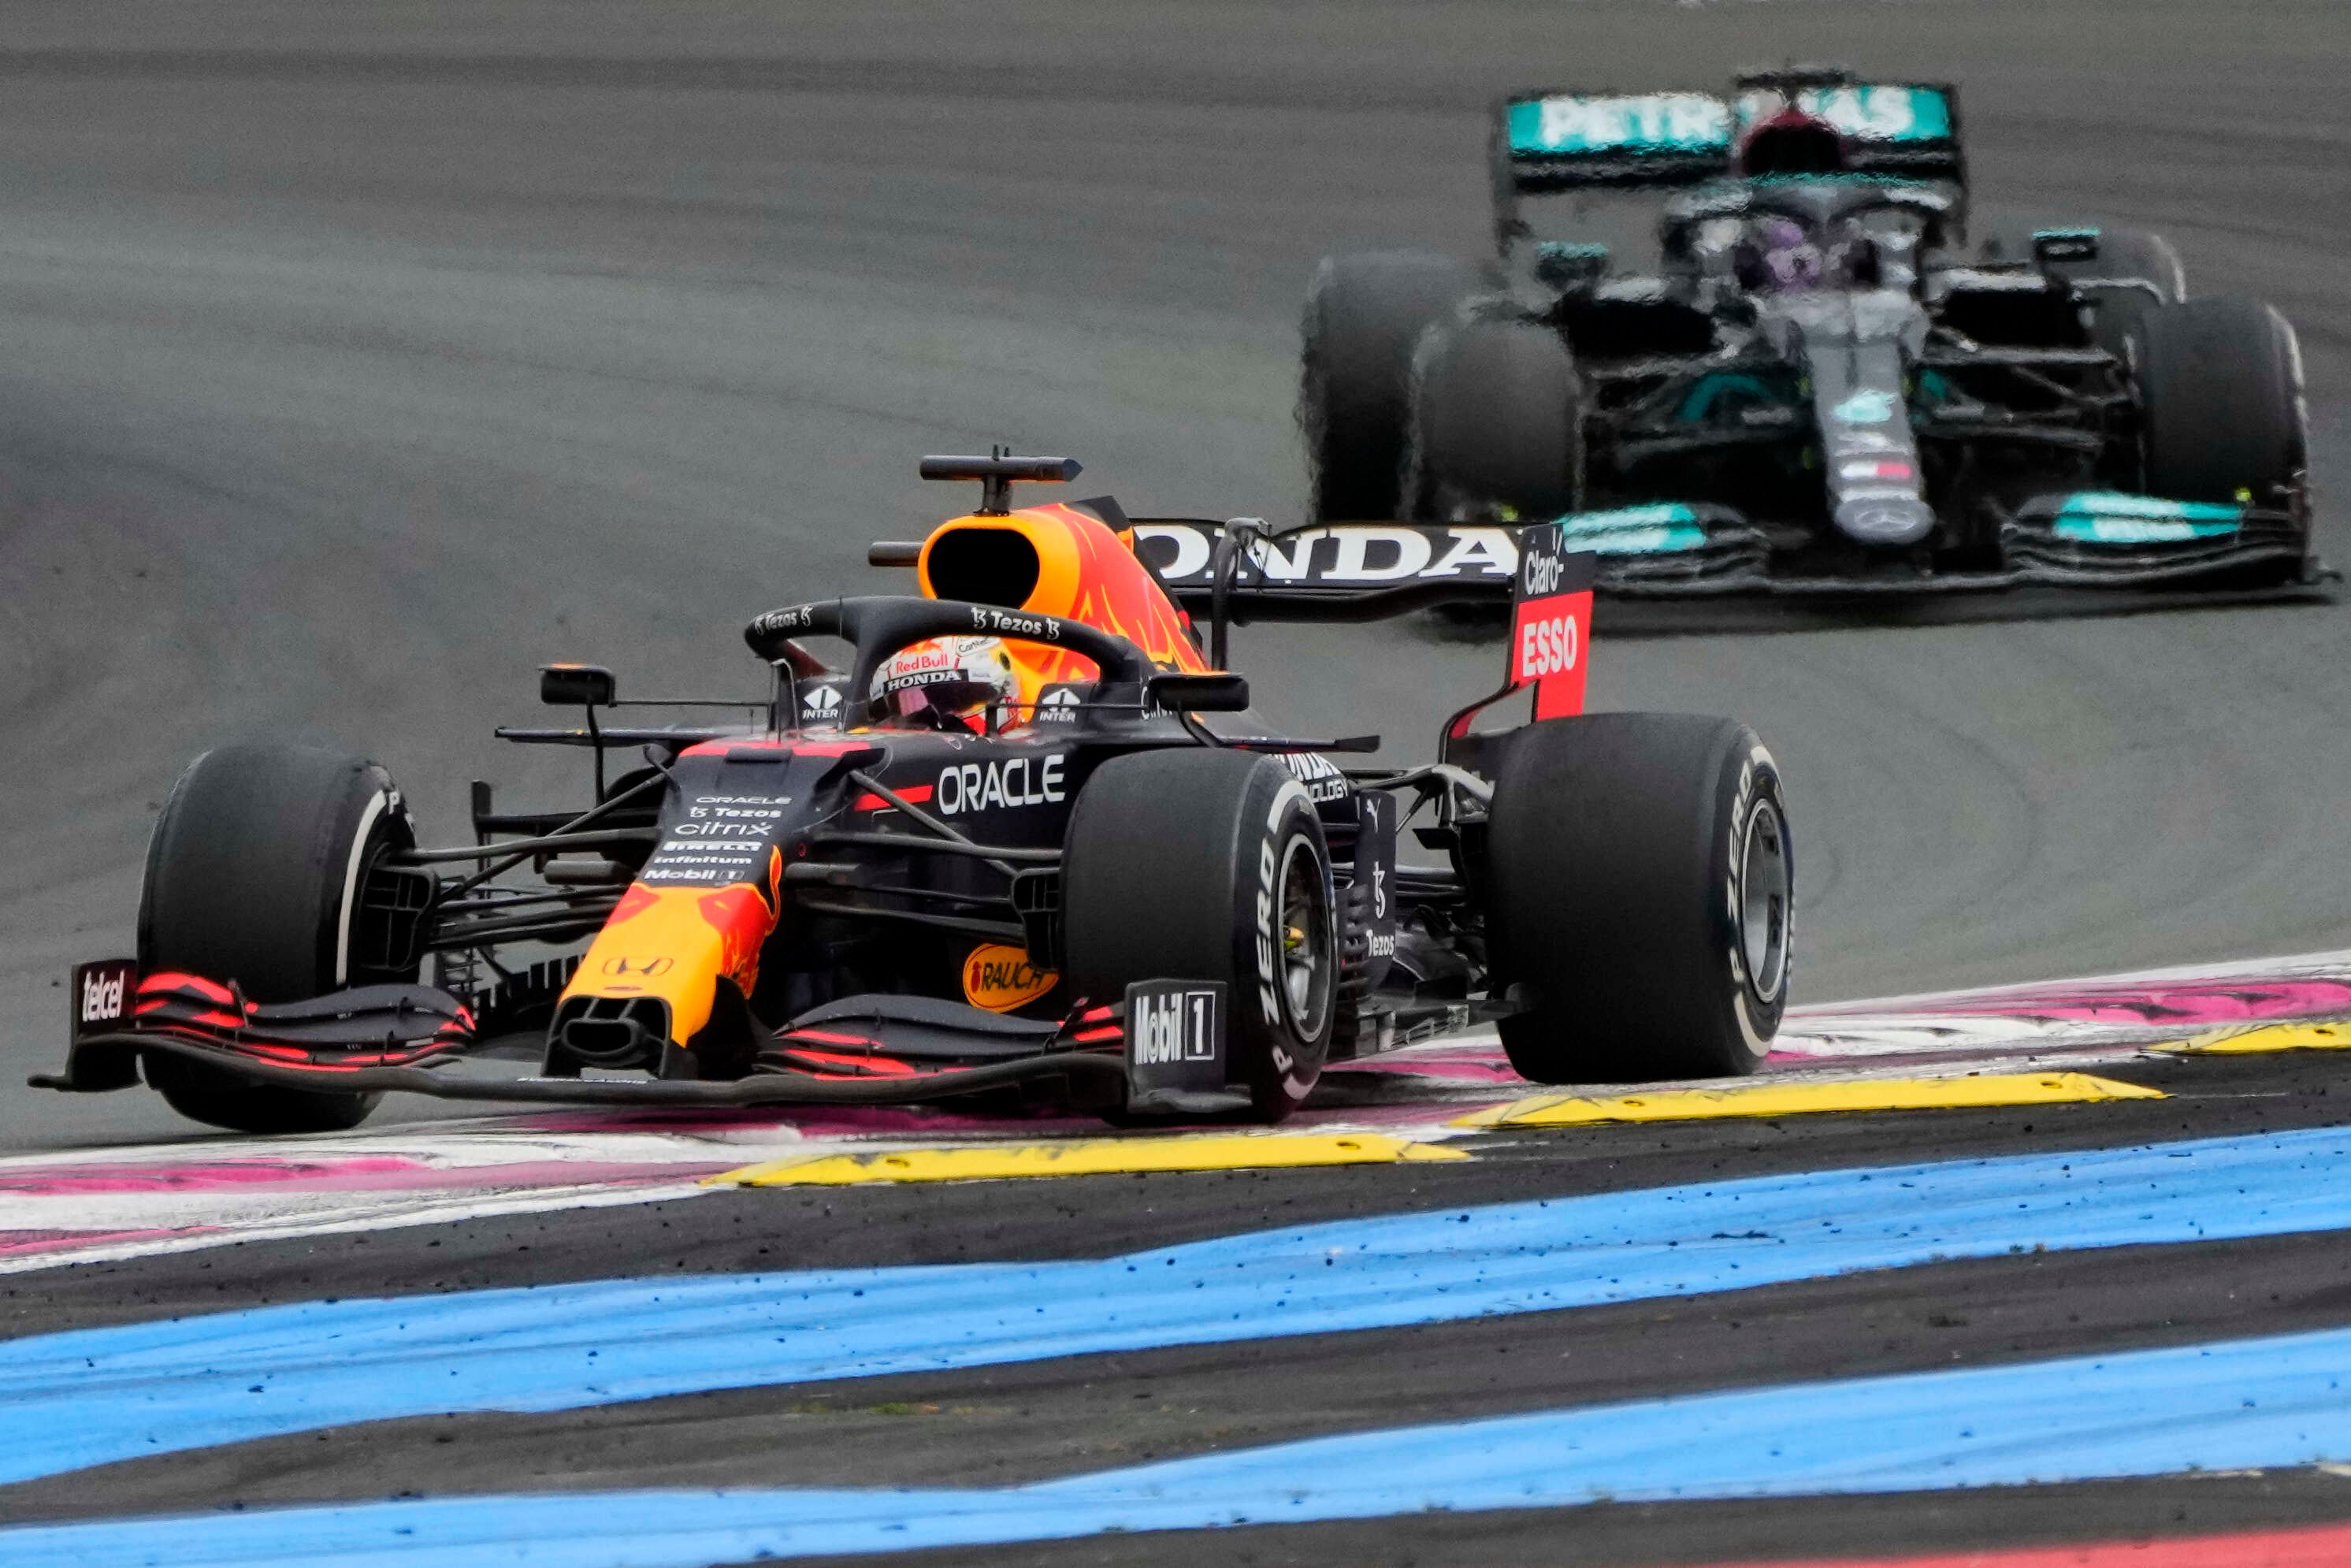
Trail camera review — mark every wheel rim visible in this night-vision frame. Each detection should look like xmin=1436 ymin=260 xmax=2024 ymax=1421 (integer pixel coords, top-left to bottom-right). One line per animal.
xmin=1738 ymin=798 xmax=1792 ymax=1005
xmin=1276 ymin=834 xmax=1334 ymax=1041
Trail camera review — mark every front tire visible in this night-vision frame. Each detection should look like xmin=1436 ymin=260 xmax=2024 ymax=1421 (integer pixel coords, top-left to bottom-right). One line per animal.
xmin=1063 ymin=750 xmax=1336 ymax=1121
xmin=1485 ymin=715 xmax=1792 ymax=1084
xmin=1406 ymin=307 xmax=1584 ymax=522
xmin=2135 ymin=295 xmax=2308 ymax=505
xmin=1300 ymin=252 xmax=1489 ymax=523
xmin=138 ymin=740 xmax=415 ymax=1133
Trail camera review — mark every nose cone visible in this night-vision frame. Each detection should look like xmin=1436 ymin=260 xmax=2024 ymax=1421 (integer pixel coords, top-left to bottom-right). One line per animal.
xmin=1834 ymin=495 xmax=1936 ymax=548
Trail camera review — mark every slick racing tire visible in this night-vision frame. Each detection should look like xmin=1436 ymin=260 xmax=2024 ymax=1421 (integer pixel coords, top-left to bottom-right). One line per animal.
xmin=138 ymin=740 xmax=417 ymax=1133
xmin=1485 ymin=714 xmax=1792 ymax=1084
xmin=1301 ymin=251 xmax=1489 ymax=523
xmin=1406 ymin=307 xmax=1584 ymax=523
xmin=2136 ymin=295 xmax=2308 ymax=505
xmin=1063 ymin=749 xmax=1336 ymax=1122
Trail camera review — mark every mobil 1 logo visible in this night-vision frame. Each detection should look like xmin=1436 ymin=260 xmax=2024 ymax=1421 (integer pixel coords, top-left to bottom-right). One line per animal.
xmin=1123 ymin=978 xmax=1225 ymax=1096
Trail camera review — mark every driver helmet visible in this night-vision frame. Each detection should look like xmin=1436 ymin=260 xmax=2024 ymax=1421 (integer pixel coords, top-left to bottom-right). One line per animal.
xmin=1736 ymin=215 xmax=1825 ymax=292
xmin=870 ymin=636 xmax=1020 ymax=727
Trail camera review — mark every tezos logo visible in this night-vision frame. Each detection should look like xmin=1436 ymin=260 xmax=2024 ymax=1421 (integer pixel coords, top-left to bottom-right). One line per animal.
xmin=935 ymin=753 xmax=1066 ymax=816
xmin=970 ymin=606 xmax=1059 ymax=642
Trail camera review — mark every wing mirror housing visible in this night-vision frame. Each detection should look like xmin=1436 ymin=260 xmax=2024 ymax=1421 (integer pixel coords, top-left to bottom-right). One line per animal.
xmin=1147 ymin=672 xmax=1250 ymax=713
xmin=540 ymin=663 xmax=617 ymax=708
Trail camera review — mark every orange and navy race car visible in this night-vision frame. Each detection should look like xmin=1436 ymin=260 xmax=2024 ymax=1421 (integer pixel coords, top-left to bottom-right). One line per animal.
xmin=36 ymin=454 xmax=1795 ymax=1133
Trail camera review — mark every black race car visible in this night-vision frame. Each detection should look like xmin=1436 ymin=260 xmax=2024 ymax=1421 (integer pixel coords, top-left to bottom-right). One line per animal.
xmin=1298 ymin=68 xmax=2319 ymax=596
xmin=37 ymin=455 xmax=1794 ymax=1133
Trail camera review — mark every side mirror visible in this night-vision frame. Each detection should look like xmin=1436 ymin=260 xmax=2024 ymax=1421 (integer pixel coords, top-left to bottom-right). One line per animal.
xmin=540 ymin=663 xmax=617 ymax=708
xmin=868 ymin=541 xmax=923 ymax=567
xmin=2033 ymin=227 xmax=2100 ymax=266
xmin=1147 ymin=672 xmax=1250 ymax=713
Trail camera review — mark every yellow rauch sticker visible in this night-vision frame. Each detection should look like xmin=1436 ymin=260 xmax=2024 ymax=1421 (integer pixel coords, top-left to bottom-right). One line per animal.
xmin=961 ymin=942 xmax=1056 ymax=1012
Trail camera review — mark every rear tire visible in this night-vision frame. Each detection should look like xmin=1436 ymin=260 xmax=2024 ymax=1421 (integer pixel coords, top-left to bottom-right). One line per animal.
xmin=2136 ymin=295 xmax=2307 ymax=503
xmin=1406 ymin=308 xmax=1584 ymax=522
xmin=138 ymin=740 xmax=414 ymax=1133
xmin=1485 ymin=715 xmax=1792 ymax=1084
xmin=1300 ymin=252 xmax=1488 ymax=523
xmin=1063 ymin=750 xmax=1335 ymax=1121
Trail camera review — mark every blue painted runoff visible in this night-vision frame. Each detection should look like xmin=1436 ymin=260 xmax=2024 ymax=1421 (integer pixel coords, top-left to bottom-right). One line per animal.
xmin=5 ymin=1124 xmax=2351 ymax=1488
xmin=6 ymin=1321 xmax=2349 ymax=1566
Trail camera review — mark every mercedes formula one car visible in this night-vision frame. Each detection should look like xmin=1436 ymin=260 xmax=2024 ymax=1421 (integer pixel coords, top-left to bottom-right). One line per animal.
xmin=37 ymin=455 xmax=1793 ymax=1134
xmin=1296 ymin=67 xmax=2319 ymax=596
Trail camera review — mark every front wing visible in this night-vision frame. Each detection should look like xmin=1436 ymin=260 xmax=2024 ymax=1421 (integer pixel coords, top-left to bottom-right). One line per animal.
xmin=35 ymin=966 xmax=1247 ymax=1116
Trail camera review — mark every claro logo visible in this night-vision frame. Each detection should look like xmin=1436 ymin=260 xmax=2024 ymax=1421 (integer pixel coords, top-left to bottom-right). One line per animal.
xmin=935 ymin=754 xmax=1065 ymax=816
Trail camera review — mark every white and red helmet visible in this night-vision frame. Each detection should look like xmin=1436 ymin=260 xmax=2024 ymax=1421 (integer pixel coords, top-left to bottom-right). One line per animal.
xmin=869 ymin=636 xmax=1020 ymax=725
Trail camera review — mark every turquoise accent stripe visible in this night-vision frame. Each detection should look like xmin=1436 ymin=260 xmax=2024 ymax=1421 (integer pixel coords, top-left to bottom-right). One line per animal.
xmin=7 ymin=1324 xmax=2351 ymax=1565
xmin=1556 ymin=503 xmax=1709 ymax=554
xmin=6 ymin=1126 xmax=2351 ymax=1487
xmin=2052 ymin=492 xmax=2243 ymax=544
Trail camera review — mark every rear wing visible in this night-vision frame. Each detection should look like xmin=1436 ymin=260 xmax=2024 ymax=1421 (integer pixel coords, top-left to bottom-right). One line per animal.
xmin=1130 ymin=519 xmax=1524 ymax=622
xmin=1492 ymin=75 xmax=1965 ymax=248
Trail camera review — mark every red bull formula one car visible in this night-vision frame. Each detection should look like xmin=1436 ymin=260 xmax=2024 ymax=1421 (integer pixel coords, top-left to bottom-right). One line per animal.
xmin=37 ymin=455 xmax=1793 ymax=1133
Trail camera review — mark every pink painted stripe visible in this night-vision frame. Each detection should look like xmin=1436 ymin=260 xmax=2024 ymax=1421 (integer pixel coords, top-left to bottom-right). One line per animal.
xmin=0 ymin=1157 xmax=726 ymax=1197
xmin=0 ymin=1227 xmax=216 ymax=1258
xmin=1697 ymin=1519 xmax=2351 ymax=1567
xmin=0 ymin=1156 xmax=433 ymax=1195
xmin=1799 ymin=976 xmax=2351 ymax=1028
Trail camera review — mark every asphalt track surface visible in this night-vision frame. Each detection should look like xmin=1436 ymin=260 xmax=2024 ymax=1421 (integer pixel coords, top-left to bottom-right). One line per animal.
xmin=5 ymin=2 xmax=2351 ymax=1562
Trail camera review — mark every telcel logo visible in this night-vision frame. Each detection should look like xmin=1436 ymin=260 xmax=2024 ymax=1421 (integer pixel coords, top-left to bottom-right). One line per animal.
xmin=80 ymin=966 xmax=129 ymax=1025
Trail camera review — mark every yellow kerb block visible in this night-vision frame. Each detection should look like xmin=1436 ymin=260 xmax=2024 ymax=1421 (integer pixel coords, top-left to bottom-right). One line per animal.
xmin=708 ymin=1131 xmax=1468 ymax=1187
xmin=2170 ymin=1020 xmax=2351 ymax=1055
